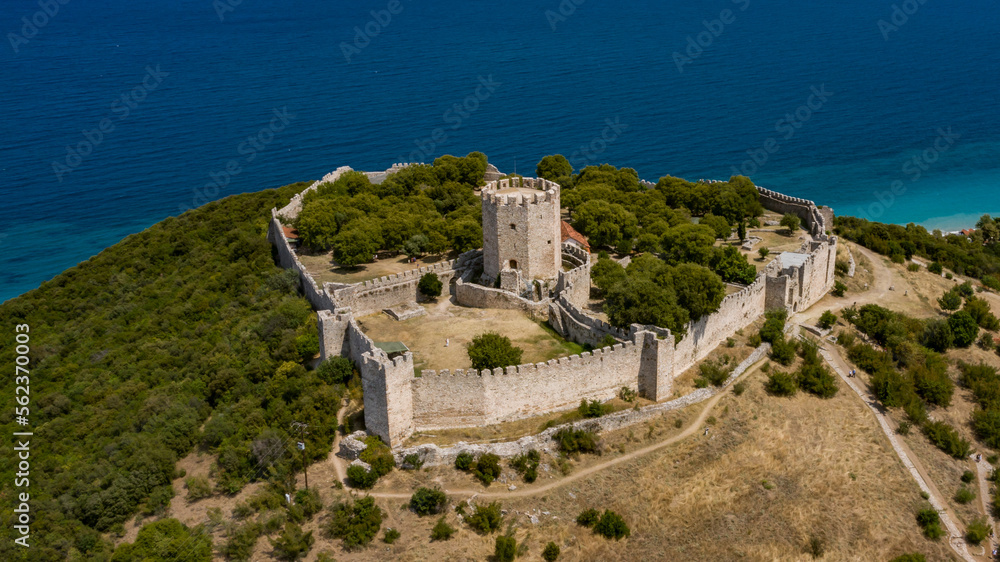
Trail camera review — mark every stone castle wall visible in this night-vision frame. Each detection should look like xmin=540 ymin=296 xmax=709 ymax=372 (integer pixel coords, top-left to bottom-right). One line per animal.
xmin=412 ymin=342 xmax=641 ymax=430
xmin=548 ymin=295 xmax=628 ymax=348
xmin=453 ymin=278 xmax=550 ymax=320
xmin=672 ymin=273 xmax=769 ymax=373
xmin=556 ymin=243 xmax=592 ymax=308
xmin=755 ymin=185 xmax=829 ymax=237
xmin=271 ymin=168 xmax=837 ymax=448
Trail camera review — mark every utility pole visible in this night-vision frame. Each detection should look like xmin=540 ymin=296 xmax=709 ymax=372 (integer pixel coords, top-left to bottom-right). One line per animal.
xmin=291 ymin=421 xmax=309 ymax=490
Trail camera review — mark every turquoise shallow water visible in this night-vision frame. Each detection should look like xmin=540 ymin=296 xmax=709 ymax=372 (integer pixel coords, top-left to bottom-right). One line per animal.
xmin=1 ymin=0 xmax=998 ymax=301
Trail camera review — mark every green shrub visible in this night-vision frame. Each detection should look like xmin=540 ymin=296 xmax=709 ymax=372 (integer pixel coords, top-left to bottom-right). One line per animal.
xmin=760 ymin=309 xmax=788 ymax=343
xmin=908 ymin=263 xmax=921 ymax=272
xmin=576 ymin=508 xmax=601 ymax=527
xmin=579 ymin=399 xmax=610 ymax=418
xmin=949 ymin=310 xmax=980 ymax=348
xmin=553 ymin=428 xmax=600 ymax=456
xmin=410 ymin=487 xmax=447 ymax=516
xmin=185 ymin=477 xmax=212 ymax=501
xmin=836 ymin=330 xmax=856 ymax=346
xmin=430 ymin=516 xmax=455 ymax=541
xmin=832 ymin=280 xmax=847 ymax=297
xmin=896 ymin=421 xmax=911 ymax=435
xmin=928 ymin=262 xmax=944 ymax=274
xmin=921 ymin=421 xmax=971 ymax=459
xmin=618 ymin=386 xmax=637 ymax=402
xmin=510 ymin=449 xmax=541 ymax=483
xmin=593 ymin=510 xmax=631 ymax=540
xmin=542 ymin=541 xmax=561 ymax=561
xmin=221 ymin=522 xmax=262 ymax=562
xmin=418 ymin=272 xmax=443 ymax=299
xmin=818 ymin=310 xmax=837 ymax=329
xmin=468 ymin=332 xmax=524 ymax=371
xmin=732 ymin=381 xmax=746 ymax=396
xmin=764 ymin=371 xmax=797 ymax=397
xmin=697 ymin=360 xmax=731 ymax=386
xmin=455 ymin=451 xmax=475 ymax=471
xmin=472 ymin=453 xmax=503 ymax=486
xmin=807 ymin=535 xmax=825 ymax=559
xmin=494 ymin=535 xmax=517 ymax=562
xmin=966 ymin=517 xmax=990 ymax=545
xmin=347 ymin=464 xmax=379 ymax=489
xmin=748 ymin=333 xmax=763 ymax=347
xmin=954 ymin=486 xmax=976 ymax=504
xmin=316 ymin=356 xmax=355 ymax=385
xmin=938 ymin=289 xmax=963 ymax=311
xmin=293 ymin=488 xmax=323 ymax=520
xmin=915 ymin=508 xmax=944 ymax=540
xmin=961 ymin=470 xmax=975 ymax=484
xmin=466 ymin=502 xmax=503 ymax=534
xmin=402 ymin=453 xmax=424 ymax=470
xmin=382 ymin=528 xmax=400 ymax=544
xmin=269 ymin=522 xmax=314 ymax=561
xmin=359 ymin=436 xmax=396 ymax=477
xmin=327 ymin=497 xmax=384 ymax=550
xmin=769 ymin=335 xmax=797 ymax=366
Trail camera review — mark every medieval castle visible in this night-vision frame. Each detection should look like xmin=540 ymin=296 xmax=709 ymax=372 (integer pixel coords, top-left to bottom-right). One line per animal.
xmin=268 ymin=165 xmax=837 ymax=448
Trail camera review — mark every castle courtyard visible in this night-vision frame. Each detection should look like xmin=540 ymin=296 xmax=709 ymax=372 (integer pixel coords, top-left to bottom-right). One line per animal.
xmin=355 ymin=297 xmax=585 ymax=373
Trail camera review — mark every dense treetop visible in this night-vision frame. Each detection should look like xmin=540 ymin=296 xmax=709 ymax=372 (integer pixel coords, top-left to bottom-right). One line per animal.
xmin=0 ymin=183 xmax=348 ymax=560
xmin=294 ymin=153 xmax=488 ymax=266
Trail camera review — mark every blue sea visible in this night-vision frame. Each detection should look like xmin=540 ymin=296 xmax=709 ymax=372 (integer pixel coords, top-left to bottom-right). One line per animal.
xmin=2 ymin=0 xmax=999 ymax=302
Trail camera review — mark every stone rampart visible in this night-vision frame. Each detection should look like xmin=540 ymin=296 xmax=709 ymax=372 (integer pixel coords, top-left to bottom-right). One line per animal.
xmin=453 ymin=279 xmax=550 ymax=320
xmin=267 ymin=212 xmax=336 ymax=312
xmin=396 ymin=343 xmax=769 ymax=466
xmin=548 ymin=296 xmax=627 ymax=348
xmin=672 ymin=273 xmax=768 ymax=373
xmin=756 ymin=185 xmax=829 ymax=237
xmin=275 ymin=166 xmax=352 ymax=222
xmin=412 ymin=341 xmax=640 ymax=430
xmin=556 ymin=243 xmax=592 ymax=308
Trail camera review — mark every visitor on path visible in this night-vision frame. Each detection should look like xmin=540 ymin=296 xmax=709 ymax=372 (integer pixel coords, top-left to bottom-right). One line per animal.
xmin=445 ymin=338 xmax=449 ymax=347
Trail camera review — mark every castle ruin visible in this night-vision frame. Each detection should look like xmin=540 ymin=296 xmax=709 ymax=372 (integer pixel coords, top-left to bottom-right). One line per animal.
xmin=268 ymin=165 xmax=837 ymax=447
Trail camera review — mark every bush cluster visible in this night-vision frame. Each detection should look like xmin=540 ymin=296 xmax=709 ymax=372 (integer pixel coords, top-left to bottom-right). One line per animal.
xmin=327 ymin=497 xmax=384 ymax=550
xmin=409 ymin=487 xmax=447 ymax=516
xmin=510 ymin=449 xmax=541 ymax=483
xmin=915 ymin=508 xmax=944 ymax=540
xmin=553 ymin=427 xmax=600 ymax=456
xmin=466 ymin=502 xmax=503 ymax=534
xmin=577 ymin=509 xmax=630 ymax=540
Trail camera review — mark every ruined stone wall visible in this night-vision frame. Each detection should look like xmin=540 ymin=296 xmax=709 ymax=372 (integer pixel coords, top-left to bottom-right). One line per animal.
xmin=756 ymin=185 xmax=829 ymax=237
xmin=453 ymin=279 xmax=550 ymax=320
xmin=547 ymin=296 xmax=628 ymax=348
xmin=556 ymin=243 xmax=592 ymax=308
xmin=672 ymin=273 xmax=768 ymax=373
xmin=327 ymin=252 xmax=480 ymax=317
xmin=411 ymin=342 xmax=641 ymax=430
xmin=344 ymin=318 xmax=414 ymax=446
xmin=267 ymin=212 xmax=336 ymax=312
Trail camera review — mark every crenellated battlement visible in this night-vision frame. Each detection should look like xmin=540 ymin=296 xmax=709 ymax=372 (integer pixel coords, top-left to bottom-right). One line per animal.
xmin=419 ymin=342 xmax=633 ymax=380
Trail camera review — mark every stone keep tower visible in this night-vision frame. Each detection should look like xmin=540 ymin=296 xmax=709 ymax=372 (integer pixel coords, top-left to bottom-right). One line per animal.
xmin=481 ymin=177 xmax=562 ymax=284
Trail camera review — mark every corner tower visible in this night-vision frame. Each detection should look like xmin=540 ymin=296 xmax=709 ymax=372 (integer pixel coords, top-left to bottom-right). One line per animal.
xmin=481 ymin=177 xmax=562 ymax=284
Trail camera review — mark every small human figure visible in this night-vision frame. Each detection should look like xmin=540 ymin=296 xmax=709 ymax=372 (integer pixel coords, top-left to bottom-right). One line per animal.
xmin=445 ymin=338 xmax=450 ymax=347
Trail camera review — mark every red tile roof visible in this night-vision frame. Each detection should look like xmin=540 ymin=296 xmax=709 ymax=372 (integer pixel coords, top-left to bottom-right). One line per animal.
xmin=561 ymin=221 xmax=590 ymax=251
xmin=282 ymin=225 xmax=300 ymax=240
xmin=961 ymin=228 xmax=976 ymax=236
